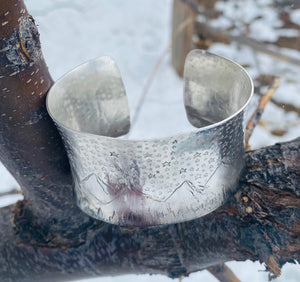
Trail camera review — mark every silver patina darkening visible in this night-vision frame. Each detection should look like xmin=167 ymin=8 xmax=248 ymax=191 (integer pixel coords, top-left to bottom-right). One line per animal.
xmin=46 ymin=50 xmax=253 ymax=226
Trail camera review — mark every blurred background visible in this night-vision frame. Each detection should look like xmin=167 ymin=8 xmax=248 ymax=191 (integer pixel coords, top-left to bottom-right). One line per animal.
xmin=1 ymin=0 xmax=300 ymax=281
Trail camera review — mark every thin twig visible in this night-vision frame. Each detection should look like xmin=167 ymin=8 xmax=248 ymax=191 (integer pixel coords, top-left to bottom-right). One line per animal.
xmin=245 ymin=76 xmax=280 ymax=150
xmin=130 ymin=16 xmax=195 ymax=132
xmin=271 ymin=98 xmax=300 ymax=117
xmin=208 ymin=264 xmax=241 ymax=282
xmin=231 ymin=35 xmax=300 ymax=67
xmin=263 ymin=120 xmax=300 ymax=127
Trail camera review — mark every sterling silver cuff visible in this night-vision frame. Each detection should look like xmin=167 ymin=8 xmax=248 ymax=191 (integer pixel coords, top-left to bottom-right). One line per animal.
xmin=46 ymin=50 xmax=253 ymax=226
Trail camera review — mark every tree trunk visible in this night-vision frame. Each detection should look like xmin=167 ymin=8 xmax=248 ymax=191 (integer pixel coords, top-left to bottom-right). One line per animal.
xmin=0 ymin=1 xmax=299 ymax=281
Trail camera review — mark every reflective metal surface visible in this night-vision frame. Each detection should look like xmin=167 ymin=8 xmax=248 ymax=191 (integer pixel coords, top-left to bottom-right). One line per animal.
xmin=46 ymin=50 xmax=253 ymax=226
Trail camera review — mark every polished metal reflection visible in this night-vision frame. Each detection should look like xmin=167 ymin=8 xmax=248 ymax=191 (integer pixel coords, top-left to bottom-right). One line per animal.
xmin=46 ymin=50 xmax=253 ymax=226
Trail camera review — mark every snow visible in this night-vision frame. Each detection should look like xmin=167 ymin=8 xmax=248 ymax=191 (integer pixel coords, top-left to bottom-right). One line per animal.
xmin=0 ymin=0 xmax=299 ymax=281
xmin=0 ymin=163 xmax=20 ymax=193
xmin=290 ymin=9 xmax=300 ymax=25
xmin=0 ymin=194 xmax=23 ymax=208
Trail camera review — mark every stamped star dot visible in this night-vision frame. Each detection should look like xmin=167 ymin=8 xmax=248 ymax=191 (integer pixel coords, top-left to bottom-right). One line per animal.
xmin=162 ymin=161 xmax=171 ymax=167
xmin=194 ymin=152 xmax=201 ymax=158
xmin=148 ymin=173 xmax=156 ymax=179
xmin=180 ymin=168 xmax=187 ymax=174
xmin=144 ymin=152 xmax=153 ymax=158
xmin=110 ymin=152 xmax=118 ymax=157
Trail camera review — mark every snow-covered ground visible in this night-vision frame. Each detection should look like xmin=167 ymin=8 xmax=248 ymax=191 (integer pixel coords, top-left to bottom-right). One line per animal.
xmin=0 ymin=0 xmax=299 ymax=281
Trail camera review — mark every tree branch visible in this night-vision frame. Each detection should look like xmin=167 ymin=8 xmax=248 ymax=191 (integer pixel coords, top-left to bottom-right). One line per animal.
xmin=208 ymin=264 xmax=241 ymax=282
xmin=0 ymin=1 xmax=299 ymax=282
xmin=0 ymin=138 xmax=299 ymax=281
xmin=0 ymin=0 xmax=99 ymax=240
xmin=245 ymin=76 xmax=280 ymax=151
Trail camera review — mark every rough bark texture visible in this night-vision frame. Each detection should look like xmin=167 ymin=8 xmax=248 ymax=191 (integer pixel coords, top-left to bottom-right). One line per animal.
xmin=0 ymin=1 xmax=299 ymax=282
xmin=0 ymin=0 xmax=99 ymax=244
xmin=0 ymin=139 xmax=299 ymax=282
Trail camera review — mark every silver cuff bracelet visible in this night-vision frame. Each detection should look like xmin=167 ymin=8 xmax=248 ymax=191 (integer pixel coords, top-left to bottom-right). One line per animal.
xmin=46 ymin=50 xmax=253 ymax=226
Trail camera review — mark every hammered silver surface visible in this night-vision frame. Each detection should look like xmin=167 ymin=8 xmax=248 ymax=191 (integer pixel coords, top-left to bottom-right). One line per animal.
xmin=46 ymin=50 xmax=253 ymax=226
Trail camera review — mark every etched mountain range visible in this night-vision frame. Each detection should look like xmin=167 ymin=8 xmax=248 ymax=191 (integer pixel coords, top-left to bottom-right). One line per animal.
xmin=79 ymin=173 xmax=207 ymax=204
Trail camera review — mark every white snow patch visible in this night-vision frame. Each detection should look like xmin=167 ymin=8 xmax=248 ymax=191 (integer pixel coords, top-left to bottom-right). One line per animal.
xmin=0 ymin=194 xmax=23 ymax=208
xmin=290 ymin=9 xmax=300 ymax=25
xmin=0 ymin=163 xmax=20 ymax=193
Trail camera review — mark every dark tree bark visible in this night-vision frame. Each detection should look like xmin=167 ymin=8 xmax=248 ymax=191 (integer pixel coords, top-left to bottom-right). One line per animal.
xmin=0 ymin=1 xmax=299 ymax=282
